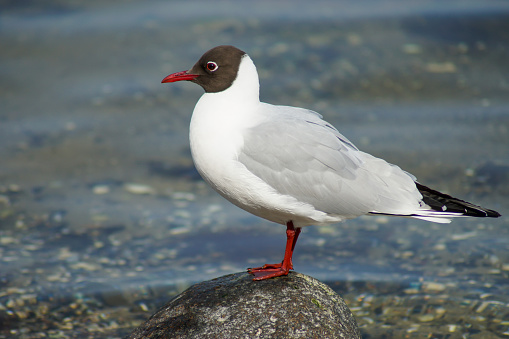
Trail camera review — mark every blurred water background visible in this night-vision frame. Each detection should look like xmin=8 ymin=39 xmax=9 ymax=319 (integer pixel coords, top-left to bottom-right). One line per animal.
xmin=1 ymin=1 xmax=508 ymax=337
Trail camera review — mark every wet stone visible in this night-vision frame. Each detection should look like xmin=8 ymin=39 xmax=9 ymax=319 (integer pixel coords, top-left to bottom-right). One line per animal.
xmin=127 ymin=272 xmax=361 ymax=339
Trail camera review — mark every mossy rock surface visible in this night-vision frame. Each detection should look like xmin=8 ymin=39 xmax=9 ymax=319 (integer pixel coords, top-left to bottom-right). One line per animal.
xmin=127 ymin=271 xmax=360 ymax=339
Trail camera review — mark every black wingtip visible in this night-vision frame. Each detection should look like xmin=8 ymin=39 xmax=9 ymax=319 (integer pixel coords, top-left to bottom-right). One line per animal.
xmin=415 ymin=182 xmax=501 ymax=218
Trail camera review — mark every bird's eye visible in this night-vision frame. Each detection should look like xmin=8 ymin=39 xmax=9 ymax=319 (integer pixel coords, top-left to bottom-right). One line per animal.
xmin=206 ymin=61 xmax=218 ymax=72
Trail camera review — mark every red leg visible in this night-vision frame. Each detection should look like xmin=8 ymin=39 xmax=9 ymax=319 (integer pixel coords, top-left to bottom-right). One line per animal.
xmin=248 ymin=221 xmax=301 ymax=281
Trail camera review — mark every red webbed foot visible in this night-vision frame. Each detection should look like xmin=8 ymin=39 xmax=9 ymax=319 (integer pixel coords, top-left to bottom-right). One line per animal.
xmin=247 ymin=221 xmax=301 ymax=281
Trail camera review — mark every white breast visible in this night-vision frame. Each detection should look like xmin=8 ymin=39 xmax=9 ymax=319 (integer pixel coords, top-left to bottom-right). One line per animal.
xmin=189 ymin=55 xmax=260 ymax=188
xmin=189 ymin=55 xmax=262 ymax=205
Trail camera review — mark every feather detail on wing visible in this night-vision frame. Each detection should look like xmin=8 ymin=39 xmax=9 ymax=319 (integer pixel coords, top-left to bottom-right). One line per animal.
xmin=238 ymin=106 xmax=424 ymax=220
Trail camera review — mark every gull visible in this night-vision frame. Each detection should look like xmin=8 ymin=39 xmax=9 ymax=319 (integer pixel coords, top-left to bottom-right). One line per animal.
xmin=161 ymin=45 xmax=501 ymax=280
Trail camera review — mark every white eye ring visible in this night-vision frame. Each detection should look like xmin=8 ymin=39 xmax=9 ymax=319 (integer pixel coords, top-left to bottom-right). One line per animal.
xmin=206 ymin=61 xmax=218 ymax=72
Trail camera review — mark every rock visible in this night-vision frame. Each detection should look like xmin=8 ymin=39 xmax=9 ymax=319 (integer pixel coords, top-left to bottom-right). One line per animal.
xmin=127 ymin=272 xmax=361 ymax=339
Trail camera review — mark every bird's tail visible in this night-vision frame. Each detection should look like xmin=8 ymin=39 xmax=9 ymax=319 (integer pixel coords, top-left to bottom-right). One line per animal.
xmin=370 ymin=182 xmax=501 ymax=224
xmin=412 ymin=182 xmax=501 ymax=222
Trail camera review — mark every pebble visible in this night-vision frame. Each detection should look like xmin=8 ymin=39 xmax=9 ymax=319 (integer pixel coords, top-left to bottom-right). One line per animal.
xmin=425 ymin=62 xmax=457 ymax=73
xmin=402 ymin=43 xmax=422 ymax=54
xmin=422 ymin=282 xmax=447 ymax=292
xmin=92 ymin=185 xmax=110 ymax=195
xmin=169 ymin=226 xmax=190 ymax=235
xmin=70 ymin=262 xmax=101 ymax=271
xmin=0 ymin=195 xmax=10 ymax=206
xmin=451 ymin=231 xmax=477 ymax=241
xmin=418 ymin=314 xmax=435 ymax=322
xmin=172 ymin=192 xmax=196 ymax=201
xmin=433 ymin=243 xmax=447 ymax=251
xmin=124 ymin=183 xmax=155 ymax=195
xmin=0 ymin=237 xmax=18 ymax=245
xmin=476 ymin=301 xmax=491 ymax=313
xmin=435 ymin=307 xmax=446 ymax=317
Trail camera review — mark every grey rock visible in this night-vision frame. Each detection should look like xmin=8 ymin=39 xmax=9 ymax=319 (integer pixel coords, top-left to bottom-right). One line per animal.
xmin=128 ymin=271 xmax=361 ymax=339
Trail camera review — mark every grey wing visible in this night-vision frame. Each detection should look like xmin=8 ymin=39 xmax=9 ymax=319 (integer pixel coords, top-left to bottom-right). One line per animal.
xmin=238 ymin=109 xmax=422 ymax=218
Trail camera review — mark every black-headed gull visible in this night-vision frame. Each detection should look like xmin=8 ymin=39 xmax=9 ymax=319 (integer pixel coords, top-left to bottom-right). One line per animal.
xmin=162 ymin=45 xmax=501 ymax=280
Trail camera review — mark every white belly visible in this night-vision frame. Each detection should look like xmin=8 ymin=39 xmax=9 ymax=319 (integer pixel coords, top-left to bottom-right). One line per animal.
xmin=189 ymin=95 xmax=342 ymax=227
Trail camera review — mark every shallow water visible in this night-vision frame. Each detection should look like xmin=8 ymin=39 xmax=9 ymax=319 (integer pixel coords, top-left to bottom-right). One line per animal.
xmin=1 ymin=1 xmax=509 ymax=337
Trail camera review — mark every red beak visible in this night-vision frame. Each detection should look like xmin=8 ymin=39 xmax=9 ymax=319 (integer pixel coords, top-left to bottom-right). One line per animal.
xmin=161 ymin=70 xmax=199 ymax=83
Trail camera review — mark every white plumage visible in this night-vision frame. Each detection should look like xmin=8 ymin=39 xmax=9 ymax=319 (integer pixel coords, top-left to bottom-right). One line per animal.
xmin=189 ymin=54 xmax=459 ymax=226
xmin=163 ymin=45 xmax=499 ymax=280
